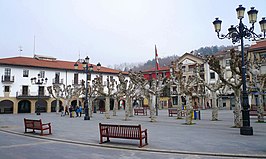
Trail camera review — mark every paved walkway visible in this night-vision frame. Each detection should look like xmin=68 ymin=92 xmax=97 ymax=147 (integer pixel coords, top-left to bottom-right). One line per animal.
xmin=0 ymin=109 xmax=266 ymax=158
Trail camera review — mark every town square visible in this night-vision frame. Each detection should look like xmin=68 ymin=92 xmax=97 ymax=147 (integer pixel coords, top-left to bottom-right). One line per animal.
xmin=0 ymin=1 xmax=266 ymax=159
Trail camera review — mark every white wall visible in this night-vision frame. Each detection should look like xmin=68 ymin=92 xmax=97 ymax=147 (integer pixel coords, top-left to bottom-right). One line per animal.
xmin=0 ymin=65 xmax=126 ymax=97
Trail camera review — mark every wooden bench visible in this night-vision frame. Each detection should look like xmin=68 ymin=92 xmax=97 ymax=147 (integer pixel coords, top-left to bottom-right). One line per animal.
xmin=249 ymin=110 xmax=266 ymax=116
xmin=168 ymin=108 xmax=177 ymax=117
xmin=168 ymin=108 xmax=186 ymax=117
xmin=134 ymin=108 xmax=147 ymax=116
xmin=24 ymin=118 xmax=52 ymax=136
xmin=99 ymin=123 xmax=148 ymax=147
xmin=99 ymin=108 xmax=105 ymax=114
xmin=181 ymin=110 xmax=187 ymax=117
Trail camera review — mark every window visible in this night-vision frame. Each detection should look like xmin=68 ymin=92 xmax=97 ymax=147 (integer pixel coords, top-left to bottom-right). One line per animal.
xmin=4 ymin=86 xmax=10 ymax=92
xmin=200 ymin=64 xmax=204 ymax=72
xmin=23 ymin=70 xmax=29 ymax=77
xmin=172 ymin=97 xmax=178 ymax=105
xmin=225 ymin=59 xmax=230 ymax=66
xmin=39 ymin=71 xmax=45 ymax=78
xmin=4 ymin=68 xmax=11 ymax=76
xmin=22 ymin=86 xmax=28 ymax=96
xmin=39 ymin=86 xmax=45 ymax=96
xmin=55 ymin=72 xmax=60 ymax=83
xmin=182 ymin=66 xmax=186 ymax=72
xmin=188 ymin=65 xmax=194 ymax=72
xmin=210 ymin=72 xmax=215 ymax=79
xmin=161 ymin=72 xmax=165 ymax=78
xmin=74 ymin=73 xmax=79 ymax=85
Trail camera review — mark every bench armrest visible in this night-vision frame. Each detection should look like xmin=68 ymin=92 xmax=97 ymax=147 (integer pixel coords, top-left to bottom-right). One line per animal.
xmin=42 ymin=123 xmax=51 ymax=126
xmin=141 ymin=129 xmax=147 ymax=134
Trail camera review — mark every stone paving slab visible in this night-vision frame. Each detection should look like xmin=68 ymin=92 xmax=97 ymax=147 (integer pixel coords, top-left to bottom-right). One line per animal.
xmin=0 ymin=109 xmax=266 ymax=158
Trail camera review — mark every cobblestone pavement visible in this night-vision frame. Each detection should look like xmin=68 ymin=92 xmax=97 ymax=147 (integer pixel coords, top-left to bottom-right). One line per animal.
xmin=0 ymin=109 xmax=266 ymax=158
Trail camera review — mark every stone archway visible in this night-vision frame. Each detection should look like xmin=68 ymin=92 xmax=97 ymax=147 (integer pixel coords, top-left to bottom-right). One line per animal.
xmin=18 ymin=100 xmax=31 ymax=113
xmin=51 ymin=100 xmax=63 ymax=112
xmin=0 ymin=100 xmax=13 ymax=114
xmin=98 ymin=99 xmax=105 ymax=112
xmin=35 ymin=99 xmax=47 ymax=113
xmin=110 ymin=98 xmax=114 ymax=110
xmin=71 ymin=100 xmax=82 ymax=109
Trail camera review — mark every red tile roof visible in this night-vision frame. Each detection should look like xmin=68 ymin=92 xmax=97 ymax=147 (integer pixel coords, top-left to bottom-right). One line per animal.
xmin=249 ymin=40 xmax=266 ymax=51
xmin=0 ymin=56 xmax=128 ymax=75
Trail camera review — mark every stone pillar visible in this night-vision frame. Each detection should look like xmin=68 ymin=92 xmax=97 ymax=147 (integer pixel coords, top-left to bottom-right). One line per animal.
xmin=30 ymin=100 xmax=36 ymax=114
xmin=47 ymin=99 xmax=52 ymax=113
xmin=13 ymin=99 xmax=18 ymax=114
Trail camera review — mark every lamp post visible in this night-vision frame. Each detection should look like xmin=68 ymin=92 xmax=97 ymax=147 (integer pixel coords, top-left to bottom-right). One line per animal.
xmin=74 ymin=56 xmax=101 ymax=120
xmin=213 ymin=5 xmax=266 ymax=135
xmin=31 ymin=74 xmax=48 ymax=115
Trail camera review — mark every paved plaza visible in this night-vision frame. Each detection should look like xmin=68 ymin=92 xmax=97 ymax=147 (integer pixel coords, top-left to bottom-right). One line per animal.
xmin=0 ymin=109 xmax=266 ymax=158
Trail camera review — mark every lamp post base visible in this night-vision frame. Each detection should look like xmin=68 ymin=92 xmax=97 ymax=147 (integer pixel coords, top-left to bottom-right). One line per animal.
xmin=240 ymin=126 xmax=253 ymax=135
xmin=84 ymin=116 xmax=90 ymax=120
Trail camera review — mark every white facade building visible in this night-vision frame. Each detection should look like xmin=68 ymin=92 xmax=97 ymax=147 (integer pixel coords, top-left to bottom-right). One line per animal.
xmin=0 ymin=55 xmax=127 ymax=114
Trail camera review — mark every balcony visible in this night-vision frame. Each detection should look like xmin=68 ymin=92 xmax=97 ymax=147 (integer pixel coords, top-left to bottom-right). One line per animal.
xmin=1 ymin=75 xmax=14 ymax=83
xmin=52 ymin=78 xmax=63 ymax=85
xmin=72 ymin=80 xmax=84 ymax=86
xmin=16 ymin=91 xmax=50 ymax=99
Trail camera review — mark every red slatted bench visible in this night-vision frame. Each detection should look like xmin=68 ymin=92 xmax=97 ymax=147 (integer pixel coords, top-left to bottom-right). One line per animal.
xmin=168 ymin=108 xmax=177 ymax=117
xmin=168 ymin=108 xmax=186 ymax=117
xmin=24 ymin=118 xmax=52 ymax=136
xmin=134 ymin=108 xmax=147 ymax=116
xmin=250 ymin=110 xmax=266 ymax=116
xmin=99 ymin=123 xmax=148 ymax=147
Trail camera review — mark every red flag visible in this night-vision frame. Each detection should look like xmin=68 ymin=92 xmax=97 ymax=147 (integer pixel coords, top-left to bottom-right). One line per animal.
xmin=155 ymin=45 xmax=160 ymax=71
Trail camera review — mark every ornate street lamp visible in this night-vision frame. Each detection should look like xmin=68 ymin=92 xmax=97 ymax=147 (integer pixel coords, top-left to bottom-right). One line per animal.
xmin=213 ymin=5 xmax=266 ymax=135
xmin=75 ymin=56 xmax=100 ymax=120
xmin=31 ymin=74 xmax=48 ymax=115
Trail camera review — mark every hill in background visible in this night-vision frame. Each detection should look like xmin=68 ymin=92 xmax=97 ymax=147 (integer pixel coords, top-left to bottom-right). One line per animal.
xmin=109 ymin=45 xmax=232 ymax=72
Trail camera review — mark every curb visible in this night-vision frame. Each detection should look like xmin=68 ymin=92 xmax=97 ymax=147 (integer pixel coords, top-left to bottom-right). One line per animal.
xmin=1 ymin=129 xmax=266 ymax=158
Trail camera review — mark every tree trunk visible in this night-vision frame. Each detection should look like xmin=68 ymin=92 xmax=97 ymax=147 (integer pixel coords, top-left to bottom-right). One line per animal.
xmin=56 ymin=98 xmax=60 ymax=114
xmin=177 ymin=95 xmax=183 ymax=119
xmin=89 ymin=99 xmax=93 ymax=117
xmin=124 ymin=96 xmax=130 ymax=120
xmin=129 ymin=97 xmax=134 ymax=117
xmin=105 ymin=96 xmax=110 ymax=119
xmin=113 ymin=99 xmax=118 ymax=116
xmin=258 ymin=93 xmax=265 ymax=122
xmin=149 ymin=94 xmax=156 ymax=122
xmin=233 ymin=90 xmax=242 ymax=127
xmin=211 ymin=91 xmax=218 ymax=121
xmin=185 ymin=95 xmax=193 ymax=125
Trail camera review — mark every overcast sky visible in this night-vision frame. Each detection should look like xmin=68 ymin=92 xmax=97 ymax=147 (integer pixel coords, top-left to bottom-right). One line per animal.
xmin=0 ymin=0 xmax=265 ymax=67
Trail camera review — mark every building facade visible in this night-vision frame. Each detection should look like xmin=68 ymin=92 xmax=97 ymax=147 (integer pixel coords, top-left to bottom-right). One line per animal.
xmin=0 ymin=55 xmax=127 ymax=114
xmin=142 ymin=66 xmax=171 ymax=109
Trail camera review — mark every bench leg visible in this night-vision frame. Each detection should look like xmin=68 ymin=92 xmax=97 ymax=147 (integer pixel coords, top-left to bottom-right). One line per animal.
xmin=100 ymin=135 xmax=103 ymax=144
xmin=145 ymin=134 xmax=148 ymax=145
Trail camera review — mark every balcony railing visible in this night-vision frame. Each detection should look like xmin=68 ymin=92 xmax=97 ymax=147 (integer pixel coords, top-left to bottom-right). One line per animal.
xmin=1 ymin=75 xmax=14 ymax=83
xmin=52 ymin=78 xmax=63 ymax=85
xmin=72 ymin=80 xmax=83 ymax=85
xmin=16 ymin=91 xmax=50 ymax=99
